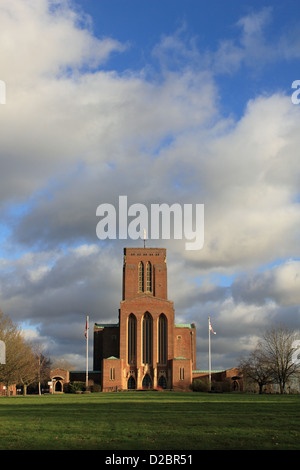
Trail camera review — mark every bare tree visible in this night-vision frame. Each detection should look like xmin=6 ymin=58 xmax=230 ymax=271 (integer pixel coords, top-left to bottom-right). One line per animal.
xmin=239 ymin=325 xmax=300 ymax=394
xmin=239 ymin=348 xmax=274 ymax=394
xmin=51 ymin=358 xmax=76 ymax=371
xmin=259 ymin=325 xmax=300 ymax=394
xmin=0 ymin=310 xmax=49 ymax=395
xmin=33 ymin=345 xmax=51 ymax=395
xmin=0 ymin=310 xmax=25 ymax=394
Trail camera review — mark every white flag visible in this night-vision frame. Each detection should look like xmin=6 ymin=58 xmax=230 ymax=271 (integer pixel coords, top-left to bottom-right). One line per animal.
xmin=209 ymin=319 xmax=216 ymax=335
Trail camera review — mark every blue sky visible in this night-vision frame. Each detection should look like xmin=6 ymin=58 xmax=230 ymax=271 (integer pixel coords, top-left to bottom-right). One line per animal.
xmin=75 ymin=0 xmax=299 ymax=113
xmin=0 ymin=0 xmax=300 ymax=371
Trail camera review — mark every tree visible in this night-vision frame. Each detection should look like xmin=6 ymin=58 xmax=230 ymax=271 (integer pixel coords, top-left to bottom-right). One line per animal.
xmin=0 ymin=310 xmax=27 ymax=394
xmin=16 ymin=341 xmax=38 ymax=395
xmin=0 ymin=310 xmax=47 ymax=395
xmin=51 ymin=358 xmax=75 ymax=371
xmin=259 ymin=325 xmax=300 ymax=394
xmin=239 ymin=348 xmax=274 ymax=394
xmin=33 ymin=345 xmax=51 ymax=395
xmin=240 ymin=325 xmax=300 ymax=394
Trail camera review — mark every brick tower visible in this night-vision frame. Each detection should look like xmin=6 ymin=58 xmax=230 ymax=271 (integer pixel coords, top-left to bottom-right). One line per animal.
xmin=93 ymin=247 xmax=196 ymax=391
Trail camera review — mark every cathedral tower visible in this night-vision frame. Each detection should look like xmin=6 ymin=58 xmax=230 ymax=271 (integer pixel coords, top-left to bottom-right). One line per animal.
xmin=93 ymin=247 xmax=196 ymax=391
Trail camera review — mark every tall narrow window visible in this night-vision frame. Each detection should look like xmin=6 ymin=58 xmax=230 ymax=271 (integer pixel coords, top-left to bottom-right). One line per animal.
xmin=146 ymin=262 xmax=152 ymax=292
xmin=138 ymin=262 xmax=144 ymax=292
xmin=158 ymin=314 xmax=167 ymax=364
xmin=143 ymin=312 xmax=153 ymax=364
xmin=128 ymin=314 xmax=137 ymax=365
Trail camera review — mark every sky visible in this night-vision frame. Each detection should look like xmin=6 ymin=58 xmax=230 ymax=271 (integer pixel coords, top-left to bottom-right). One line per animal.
xmin=0 ymin=0 xmax=300 ymax=372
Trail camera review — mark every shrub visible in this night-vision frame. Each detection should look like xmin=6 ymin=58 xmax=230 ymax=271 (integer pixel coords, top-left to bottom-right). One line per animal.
xmin=190 ymin=379 xmax=209 ymax=392
xmin=66 ymin=381 xmax=86 ymax=393
xmin=89 ymin=384 xmax=102 ymax=393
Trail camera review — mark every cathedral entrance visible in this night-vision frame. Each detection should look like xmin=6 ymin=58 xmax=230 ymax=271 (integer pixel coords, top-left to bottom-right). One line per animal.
xmin=158 ymin=375 xmax=167 ymax=389
xmin=127 ymin=376 xmax=136 ymax=390
xmin=142 ymin=374 xmax=152 ymax=389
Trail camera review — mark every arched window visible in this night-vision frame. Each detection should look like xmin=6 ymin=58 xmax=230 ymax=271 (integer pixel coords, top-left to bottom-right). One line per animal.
xmin=158 ymin=375 xmax=167 ymax=389
xmin=127 ymin=376 xmax=136 ymax=390
xmin=142 ymin=374 xmax=152 ymax=389
xmin=158 ymin=314 xmax=167 ymax=364
xmin=128 ymin=314 xmax=137 ymax=365
xmin=138 ymin=262 xmax=144 ymax=292
xmin=146 ymin=262 xmax=152 ymax=292
xmin=143 ymin=312 xmax=152 ymax=364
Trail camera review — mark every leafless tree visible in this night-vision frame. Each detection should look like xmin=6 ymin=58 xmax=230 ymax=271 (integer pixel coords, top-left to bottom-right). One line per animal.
xmin=0 ymin=310 xmax=26 ymax=394
xmin=33 ymin=344 xmax=51 ymax=395
xmin=258 ymin=325 xmax=300 ymax=394
xmin=0 ymin=310 xmax=50 ymax=395
xmin=239 ymin=347 xmax=274 ymax=394
xmin=240 ymin=325 xmax=300 ymax=394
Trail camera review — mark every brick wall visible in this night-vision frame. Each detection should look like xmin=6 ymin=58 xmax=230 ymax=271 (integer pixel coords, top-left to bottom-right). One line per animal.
xmin=123 ymin=247 xmax=167 ymax=300
xmin=174 ymin=324 xmax=196 ymax=370
xmin=119 ymin=295 xmax=175 ymax=367
xmin=172 ymin=358 xmax=192 ymax=391
xmin=0 ymin=383 xmax=16 ymax=396
xmin=102 ymin=357 xmax=123 ymax=391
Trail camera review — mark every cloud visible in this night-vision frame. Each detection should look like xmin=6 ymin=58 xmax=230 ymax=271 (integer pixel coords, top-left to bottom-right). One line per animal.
xmin=0 ymin=0 xmax=126 ymax=80
xmin=0 ymin=243 xmax=122 ymax=363
xmin=0 ymin=0 xmax=127 ymax=206
xmin=212 ymin=6 xmax=300 ymax=74
xmin=232 ymin=260 xmax=300 ymax=307
xmin=0 ymin=1 xmax=300 ymax=370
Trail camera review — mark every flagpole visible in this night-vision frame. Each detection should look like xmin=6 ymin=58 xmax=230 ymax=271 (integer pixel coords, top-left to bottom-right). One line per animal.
xmin=85 ymin=315 xmax=89 ymax=389
xmin=208 ymin=316 xmax=211 ymax=391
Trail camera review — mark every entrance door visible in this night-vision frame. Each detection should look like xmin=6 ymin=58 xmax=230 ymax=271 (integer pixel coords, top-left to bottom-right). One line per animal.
xmin=142 ymin=374 xmax=152 ymax=389
xmin=158 ymin=375 xmax=167 ymax=389
xmin=55 ymin=381 xmax=62 ymax=392
xmin=127 ymin=376 xmax=136 ymax=390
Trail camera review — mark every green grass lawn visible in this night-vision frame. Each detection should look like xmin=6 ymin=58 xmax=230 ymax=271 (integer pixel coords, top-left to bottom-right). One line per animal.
xmin=0 ymin=392 xmax=299 ymax=450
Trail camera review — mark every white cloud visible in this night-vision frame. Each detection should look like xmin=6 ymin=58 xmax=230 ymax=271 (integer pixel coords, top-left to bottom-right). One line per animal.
xmin=233 ymin=260 xmax=300 ymax=307
xmin=212 ymin=6 xmax=300 ymax=73
xmin=0 ymin=1 xmax=300 ymax=370
xmin=28 ymin=265 xmax=51 ymax=283
xmin=0 ymin=0 xmax=125 ymax=81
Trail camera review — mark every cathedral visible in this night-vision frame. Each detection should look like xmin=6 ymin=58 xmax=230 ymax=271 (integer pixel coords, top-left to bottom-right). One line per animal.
xmin=93 ymin=247 xmax=196 ymax=391
xmin=49 ymin=246 xmax=243 ymax=393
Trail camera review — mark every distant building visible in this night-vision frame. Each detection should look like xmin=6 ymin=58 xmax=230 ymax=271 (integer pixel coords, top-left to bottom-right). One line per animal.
xmin=0 ymin=383 xmax=16 ymax=396
xmin=49 ymin=368 xmax=70 ymax=393
xmin=193 ymin=367 xmax=244 ymax=392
